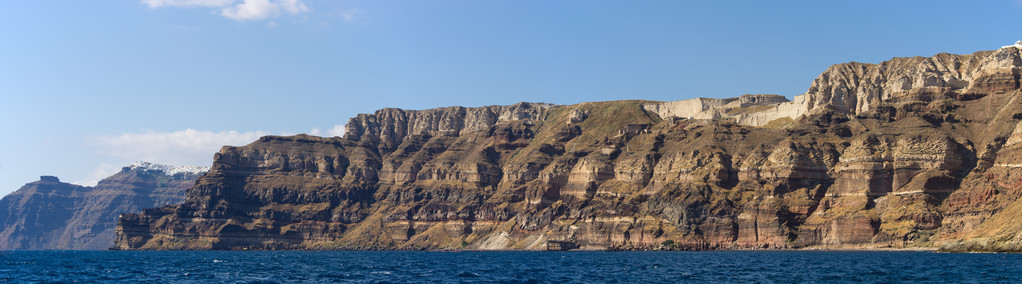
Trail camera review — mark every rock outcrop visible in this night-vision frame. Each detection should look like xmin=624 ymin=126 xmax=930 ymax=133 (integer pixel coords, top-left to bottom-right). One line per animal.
xmin=643 ymin=94 xmax=807 ymax=127
xmin=116 ymin=45 xmax=1022 ymax=251
xmin=0 ymin=163 xmax=204 ymax=250
xmin=644 ymin=47 xmax=1022 ymax=127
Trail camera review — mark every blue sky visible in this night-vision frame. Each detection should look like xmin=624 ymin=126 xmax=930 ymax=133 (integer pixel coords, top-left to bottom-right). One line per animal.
xmin=2 ymin=0 xmax=1021 ymax=196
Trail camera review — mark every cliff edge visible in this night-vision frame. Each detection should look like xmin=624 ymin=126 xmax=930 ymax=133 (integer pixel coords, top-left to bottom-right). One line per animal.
xmin=116 ymin=46 xmax=1022 ymax=251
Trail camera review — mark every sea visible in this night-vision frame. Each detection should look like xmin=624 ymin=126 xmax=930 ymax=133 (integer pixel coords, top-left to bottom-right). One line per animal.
xmin=1 ymin=250 xmax=1020 ymax=283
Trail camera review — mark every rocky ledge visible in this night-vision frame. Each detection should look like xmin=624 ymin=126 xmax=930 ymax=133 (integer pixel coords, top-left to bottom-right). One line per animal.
xmin=117 ymin=46 xmax=1022 ymax=251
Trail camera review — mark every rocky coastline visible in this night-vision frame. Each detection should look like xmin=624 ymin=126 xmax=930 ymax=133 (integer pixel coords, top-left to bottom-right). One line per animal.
xmin=115 ymin=47 xmax=1022 ymax=252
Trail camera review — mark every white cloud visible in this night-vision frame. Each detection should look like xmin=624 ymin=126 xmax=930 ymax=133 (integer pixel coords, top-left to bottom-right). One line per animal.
xmin=84 ymin=127 xmax=343 ymax=186
xmin=142 ymin=0 xmax=311 ymax=21
xmin=339 ymin=9 xmax=361 ymax=22
xmin=308 ymin=124 xmax=345 ymax=137
xmin=74 ymin=164 xmax=120 ymax=187
xmin=327 ymin=124 xmax=346 ymax=137
xmin=90 ymin=129 xmax=270 ymax=167
xmin=221 ymin=0 xmax=279 ymax=21
xmin=279 ymin=0 xmax=309 ymax=14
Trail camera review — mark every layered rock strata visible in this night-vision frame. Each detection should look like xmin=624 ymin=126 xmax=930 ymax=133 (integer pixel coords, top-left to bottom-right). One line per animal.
xmin=117 ymin=46 xmax=1022 ymax=251
xmin=0 ymin=163 xmax=203 ymax=249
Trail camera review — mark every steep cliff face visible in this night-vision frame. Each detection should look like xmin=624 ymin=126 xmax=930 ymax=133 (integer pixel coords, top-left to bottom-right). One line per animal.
xmin=0 ymin=163 xmax=203 ymax=250
xmin=644 ymin=47 xmax=1022 ymax=127
xmin=118 ymin=46 xmax=1022 ymax=251
xmin=803 ymin=48 xmax=1022 ymax=116
xmin=0 ymin=177 xmax=89 ymax=249
xmin=642 ymin=94 xmax=797 ymax=127
xmin=344 ymin=102 xmax=555 ymax=153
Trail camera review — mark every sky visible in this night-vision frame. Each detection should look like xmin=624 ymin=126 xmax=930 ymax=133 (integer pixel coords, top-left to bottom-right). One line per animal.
xmin=2 ymin=0 xmax=1022 ymax=196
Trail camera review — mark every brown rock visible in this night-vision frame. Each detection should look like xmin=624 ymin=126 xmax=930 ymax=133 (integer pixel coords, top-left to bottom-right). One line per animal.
xmin=115 ymin=46 xmax=1022 ymax=252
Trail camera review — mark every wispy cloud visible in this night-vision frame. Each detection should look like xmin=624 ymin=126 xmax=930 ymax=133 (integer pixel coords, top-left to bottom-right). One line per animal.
xmin=90 ymin=129 xmax=270 ymax=167
xmin=328 ymin=125 xmax=346 ymax=137
xmin=221 ymin=0 xmax=309 ymax=21
xmin=279 ymin=0 xmax=309 ymax=14
xmin=308 ymin=124 xmax=345 ymax=137
xmin=339 ymin=9 xmax=362 ymax=22
xmin=83 ymin=127 xmax=347 ymax=186
xmin=74 ymin=164 xmax=121 ymax=187
xmin=142 ymin=0 xmax=311 ymax=21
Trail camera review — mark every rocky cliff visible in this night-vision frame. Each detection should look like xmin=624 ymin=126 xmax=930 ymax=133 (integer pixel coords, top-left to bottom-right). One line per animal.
xmin=0 ymin=163 xmax=204 ymax=250
xmin=117 ymin=46 xmax=1022 ymax=251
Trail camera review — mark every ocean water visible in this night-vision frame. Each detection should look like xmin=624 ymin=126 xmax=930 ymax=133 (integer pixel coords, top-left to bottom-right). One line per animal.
xmin=1 ymin=250 xmax=1020 ymax=283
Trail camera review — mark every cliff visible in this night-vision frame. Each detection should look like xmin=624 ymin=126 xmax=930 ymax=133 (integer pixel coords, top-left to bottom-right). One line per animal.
xmin=0 ymin=163 xmax=204 ymax=250
xmin=643 ymin=48 xmax=1022 ymax=126
xmin=117 ymin=46 xmax=1022 ymax=251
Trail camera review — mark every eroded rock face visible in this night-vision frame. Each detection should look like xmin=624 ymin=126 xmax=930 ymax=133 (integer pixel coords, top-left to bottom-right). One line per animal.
xmin=117 ymin=47 xmax=1022 ymax=251
xmin=344 ymin=102 xmax=556 ymax=153
xmin=804 ymin=48 xmax=1022 ymax=116
xmin=643 ymin=94 xmax=806 ymax=127
xmin=0 ymin=165 xmax=202 ymax=250
xmin=645 ymin=48 xmax=1022 ymax=127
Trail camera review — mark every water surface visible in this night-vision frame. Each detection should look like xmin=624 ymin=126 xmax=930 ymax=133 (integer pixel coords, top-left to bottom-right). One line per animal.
xmin=1 ymin=250 xmax=1019 ymax=282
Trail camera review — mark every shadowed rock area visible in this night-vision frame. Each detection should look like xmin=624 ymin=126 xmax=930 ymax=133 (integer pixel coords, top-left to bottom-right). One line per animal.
xmin=117 ymin=47 xmax=1022 ymax=251
xmin=0 ymin=163 xmax=204 ymax=250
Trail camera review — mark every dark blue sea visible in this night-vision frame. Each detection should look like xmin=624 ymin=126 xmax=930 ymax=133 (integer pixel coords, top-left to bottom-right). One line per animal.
xmin=1 ymin=251 xmax=1020 ymax=283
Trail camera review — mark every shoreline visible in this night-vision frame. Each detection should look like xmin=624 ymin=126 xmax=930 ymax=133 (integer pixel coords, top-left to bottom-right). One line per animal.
xmin=22 ymin=245 xmax=1022 ymax=253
